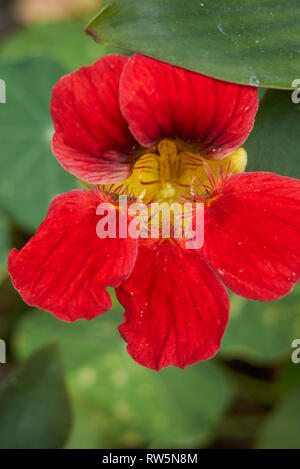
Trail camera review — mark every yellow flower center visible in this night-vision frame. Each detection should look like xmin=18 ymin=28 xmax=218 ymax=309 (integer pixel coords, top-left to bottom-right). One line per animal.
xmin=117 ymin=139 xmax=247 ymax=204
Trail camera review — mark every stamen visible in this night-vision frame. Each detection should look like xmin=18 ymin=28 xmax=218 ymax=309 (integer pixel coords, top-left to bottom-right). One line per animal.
xmin=226 ymin=160 xmax=232 ymax=178
xmin=202 ymin=159 xmax=217 ymax=188
xmin=218 ymin=163 xmax=224 ymax=181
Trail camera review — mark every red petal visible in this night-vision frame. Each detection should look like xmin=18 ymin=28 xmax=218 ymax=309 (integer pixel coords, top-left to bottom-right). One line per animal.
xmin=51 ymin=55 xmax=136 ymax=184
xmin=116 ymin=240 xmax=229 ymax=370
xmin=120 ymin=54 xmax=258 ymax=158
xmin=52 ymin=133 xmax=131 ymax=184
xmin=202 ymin=172 xmax=300 ymax=300
xmin=8 ymin=190 xmax=137 ymax=321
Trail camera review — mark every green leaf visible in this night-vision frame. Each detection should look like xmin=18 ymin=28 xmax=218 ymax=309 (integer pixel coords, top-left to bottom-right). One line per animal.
xmin=0 ymin=57 xmax=75 ymax=230
xmin=14 ymin=300 xmax=232 ymax=448
xmin=86 ymin=0 xmax=300 ymax=89
xmin=278 ymin=362 xmax=300 ymax=394
xmin=244 ymin=90 xmax=300 ymax=178
xmin=0 ymin=345 xmax=71 ymax=449
xmin=245 ymin=89 xmax=300 ymax=178
xmin=256 ymin=387 xmax=300 ymax=448
xmin=1 ymin=21 xmax=129 ymax=72
xmin=66 ymin=397 xmax=110 ymax=449
xmin=0 ymin=217 xmax=9 ymax=272
xmin=220 ymin=284 xmax=300 ymax=364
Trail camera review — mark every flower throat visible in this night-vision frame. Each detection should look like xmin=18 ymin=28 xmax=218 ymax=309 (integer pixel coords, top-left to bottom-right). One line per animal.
xmin=114 ymin=139 xmax=247 ymax=205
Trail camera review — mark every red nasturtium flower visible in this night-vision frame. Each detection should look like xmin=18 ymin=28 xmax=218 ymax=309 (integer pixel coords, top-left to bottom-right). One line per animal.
xmin=8 ymin=54 xmax=300 ymax=370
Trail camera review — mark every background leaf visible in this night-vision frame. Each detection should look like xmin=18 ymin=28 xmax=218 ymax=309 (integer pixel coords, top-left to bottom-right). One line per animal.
xmin=245 ymin=90 xmax=300 ymax=178
xmin=0 ymin=345 xmax=71 ymax=449
xmin=86 ymin=0 xmax=300 ymax=89
xmin=220 ymin=285 xmax=300 ymax=364
xmin=0 ymin=57 xmax=75 ymax=230
xmin=1 ymin=20 xmax=129 ymax=72
xmin=256 ymin=386 xmax=300 ymax=448
xmin=14 ymin=298 xmax=232 ymax=448
xmin=0 ymin=217 xmax=9 ymax=272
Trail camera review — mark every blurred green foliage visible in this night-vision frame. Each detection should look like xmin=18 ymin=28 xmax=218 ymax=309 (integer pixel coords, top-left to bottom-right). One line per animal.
xmin=221 ymin=286 xmax=300 ymax=363
xmin=14 ymin=303 xmax=231 ymax=448
xmin=0 ymin=57 xmax=74 ymax=230
xmin=1 ymin=21 xmax=128 ymax=71
xmin=0 ymin=217 xmax=9 ymax=274
xmin=0 ymin=345 xmax=71 ymax=449
xmin=245 ymin=90 xmax=300 ymax=179
xmin=257 ymin=387 xmax=300 ymax=449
